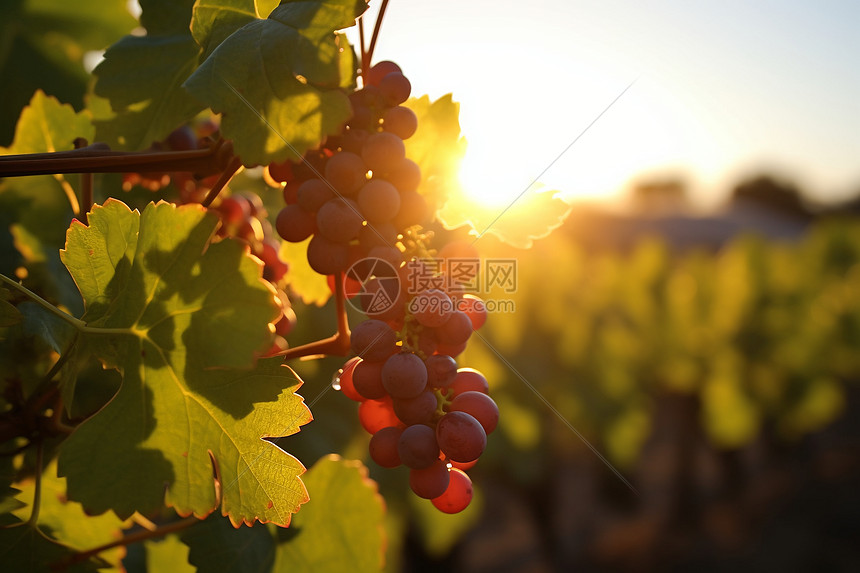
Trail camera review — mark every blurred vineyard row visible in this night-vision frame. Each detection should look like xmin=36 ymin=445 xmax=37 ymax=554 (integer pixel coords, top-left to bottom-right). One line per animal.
xmin=476 ymin=219 xmax=860 ymax=465
xmin=410 ymin=218 xmax=860 ymax=571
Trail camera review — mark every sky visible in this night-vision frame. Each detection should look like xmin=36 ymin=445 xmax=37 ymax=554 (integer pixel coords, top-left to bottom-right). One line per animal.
xmin=346 ymin=0 xmax=860 ymax=209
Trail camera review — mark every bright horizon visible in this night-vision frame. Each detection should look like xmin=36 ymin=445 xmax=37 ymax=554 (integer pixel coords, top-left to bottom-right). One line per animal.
xmin=347 ymin=0 xmax=860 ymax=210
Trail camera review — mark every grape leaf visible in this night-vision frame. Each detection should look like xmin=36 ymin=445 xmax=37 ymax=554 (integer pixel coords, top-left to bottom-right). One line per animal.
xmin=403 ymin=94 xmax=572 ymax=248
xmin=12 ymin=461 xmax=127 ymax=571
xmin=181 ymin=514 xmax=275 ymax=573
xmin=91 ymin=0 xmax=204 ymax=150
xmin=183 ymin=0 xmax=367 ymax=166
xmin=56 ymin=200 xmax=313 ymax=526
xmin=272 ymin=455 xmax=386 ymax=572
xmin=192 ymin=0 xmax=281 ymax=60
xmin=280 ymin=237 xmax=331 ymax=306
xmin=146 ymin=535 xmax=196 ymax=573
xmin=0 ymin=0 xmax=135 ymax=145
xmin=0 ymin=521 xmax=105 ymax=573
xmin=0 ymin=90 xmax=91 ymax=313
xmin=403 ymin=94 xmax=467 ymax=206
xmin=437 ymin=183 xmax=573 ymax=249
xmin=0 ymin=299 xmax=22 ymax=327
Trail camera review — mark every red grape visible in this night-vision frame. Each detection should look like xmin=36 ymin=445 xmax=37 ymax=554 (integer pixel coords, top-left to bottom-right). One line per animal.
xmin=369 ymin=426 xmax=402 ymax=468
xmin=431 ymin=468 xmax=473 ymax=513
xmin=436 ymin=411 xmax=486 ymax=463
xmin=397 ymin=424 xmax=439 ymax=469
xmin=449 ymin=391 xmax=498 ymax=434
xmin=410 ymin=461 xmax=450 ymax=499
xmin=350 ymin=319 xmax=398 ymax=362
xmin=381 ymin=352 xmax=428 ymax=398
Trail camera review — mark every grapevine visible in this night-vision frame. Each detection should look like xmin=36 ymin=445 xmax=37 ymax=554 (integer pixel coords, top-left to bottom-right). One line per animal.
xmin=0 ymin=0 xmax=500 ymax=568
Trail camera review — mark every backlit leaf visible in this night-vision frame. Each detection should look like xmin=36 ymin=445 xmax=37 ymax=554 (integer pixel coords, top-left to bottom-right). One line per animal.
xmin=56 ymin=200 xmax=312 ymax=526
xmin=183 ymin=0 xmax=366 ymax=166
xmin=272 ymin=455 xmax=386 ymax=573
xmin=92 ymin=0 xmax=204 ymax=150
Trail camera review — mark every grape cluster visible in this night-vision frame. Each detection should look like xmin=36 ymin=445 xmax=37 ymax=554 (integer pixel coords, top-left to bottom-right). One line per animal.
xmin=336 ymin=279 xmax=496 ymax=514
xmin=270 ymin=61 xmax=429 ymax=274
xmin=266 ymin=60 xmax=497 ymax=512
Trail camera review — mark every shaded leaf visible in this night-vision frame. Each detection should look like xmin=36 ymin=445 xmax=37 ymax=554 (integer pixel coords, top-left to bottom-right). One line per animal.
xmin=12 ymin=461 xmax=127 ymax=571
xmin=0 ymin=0 xmax=135 ymax=145
xmin=56 ymin=200 xmax=312 ymax=526
xmin=0 ymin=520 xmax=105 ymax=573
xmin=0 ymin=90 xmax=90 ymax=312
xmin=184 ymin=0 xmax=366 ymax=166
xmin=145 ymin=535 xmax=196 ymax=573
xmin=273 ymin=455 xmax=385 ymax=573
xmin=92 ymin=0 xmax=204 ymax=150
xmin=0 ymin=299 xmax=22 ymax=327
xmin=192 ymin=0 xmax=280 ymax=60
xmin=181 ymin=514 xmax=275 ymax=573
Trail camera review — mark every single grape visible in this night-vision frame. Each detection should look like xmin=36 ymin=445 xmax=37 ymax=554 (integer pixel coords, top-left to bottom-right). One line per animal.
xmin=378 ymin=72 xmax=412 ymax=106
xmin=359 ymin=222 xmax=398 ymax=250
xmin=166 ymin=125 xmax=197 ymax=151
xmin=458 ymin=294 xmax=488 ymax=330
xmin=367 ymin=61 xmax=402 ymax=86
xmin=367 ymin=245 xmax=402 ymax=268
xmin=324 ymin=151 xmax=367 ymax=195
xmin=267 ymin=159 xmax=294 ymax=183
xmin=393 ymin=390 xmax=438 ymax=425
xmin=368 ymin=426 xmax=402 ymax=468
xmin=382 ymin=106 xmax=418 ymax=139
xmin=276 ymin=204 xmax=315 ymax=243
xmin=217 ymin=196 xmax=250 ymax=225
xmin=362 ymin=132 xmax=406 ymax=174
xmin=385 ymin=159 xmax=422 ymax=193
xmin=436 ymin=411 xmax=486 ymax=463
xmin=358 ymin=179 xmax=401 ymax=223
xmin=449 ymin=368 xmax=489 ymax=396
xmin=409 ymin=460 xmax=450 ymax=499
xmin=381 ymin=352 xmax=428 ymax=398
xmin=306 ymin=234 xmax=350 ymax=275
xmin=410 ymin=289 xmax=454 ymax=328
xmin=435 ymin=341 xmax=468 ymax=358
xmin=258 ymin=240 xmax=289 ymax=283
xmin=431 ymin=468 xmax=473 ymax=514
xmin=350 ymin=319 xmax=398 ymax=362
xmin=435 ymin=310 xmax=473 ymax=346
xmin=274 ymin=306 xmax=297 ymax=337
xmin=449 ymin=391 xmax=499 ymax=434
xmin=316 ymin=198 xmax=363 ymax=243
xmin=425 ymin=354 xmax=458 ymax=388
xmin=358 ymin=396 xmax=401 ymax=434
xmin=296 ymin=178 xmax=335 ymax=212
xmin=337 ymin=356 xmax=364 ymax=402
xmin=397 ymin=424 xmax=439 ymax=469
xmin=353 ymin=359 xmax=387 ymax=400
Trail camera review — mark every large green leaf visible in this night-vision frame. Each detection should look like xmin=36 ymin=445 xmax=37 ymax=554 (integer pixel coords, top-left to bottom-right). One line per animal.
xmin=183 ymin=0 xmax=366 ymax=166
xmin=273 ymin=455 xmax=386 ymax=572
xmin=56 ymin=199 xmax=312 ymax=526
xmin=92 ymin=0 xmax=204 ymax=150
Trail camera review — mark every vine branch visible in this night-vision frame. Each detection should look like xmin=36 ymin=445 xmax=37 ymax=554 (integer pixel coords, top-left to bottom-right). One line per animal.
xmin=0 ymin=139 xmax=235 ymax=178
xmin=279 ymin=272 xmax=351 ymax=360
xmin=366 ymin=0 xmax=390 ymax=66
xmin=55 ymin=515 xmax=201 ymax=569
